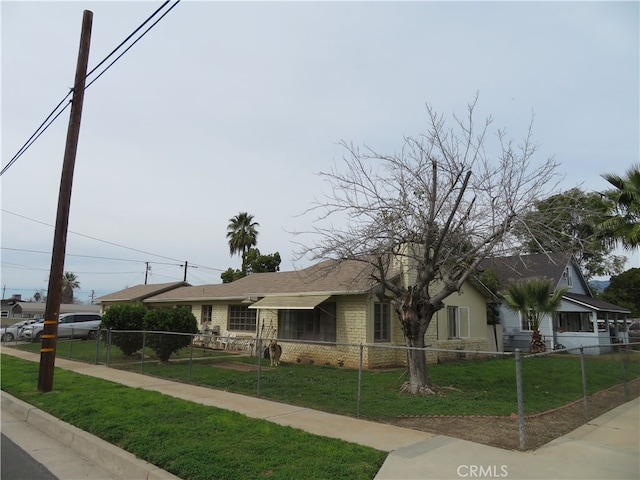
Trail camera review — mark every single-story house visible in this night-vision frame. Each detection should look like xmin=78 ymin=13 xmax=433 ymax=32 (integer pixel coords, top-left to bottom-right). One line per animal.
xmin=479 ymin=252 xmax=631 ymax=354
xmin=1 ymin=294 xmax=100 ymax=320
xmin=96 ymin=281 xmax=189 ymax=306
xmin=98 ymin=259 xmax=501 ymax=369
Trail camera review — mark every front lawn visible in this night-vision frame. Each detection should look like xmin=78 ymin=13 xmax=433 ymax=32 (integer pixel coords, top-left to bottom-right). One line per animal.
xmin=10 ymin=340 xmax=639 ymax=418
xmin=1 ymin=354 xmax=386 ymax=480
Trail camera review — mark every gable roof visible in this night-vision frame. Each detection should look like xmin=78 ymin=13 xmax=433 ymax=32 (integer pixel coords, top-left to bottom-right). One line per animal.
xmin=145 ymin=259 xmax=381 ymax=303
xmin=478 ymin=252 xmax=574 ymax=290
xmin=96 ymin=282 xmax=190 ymax=303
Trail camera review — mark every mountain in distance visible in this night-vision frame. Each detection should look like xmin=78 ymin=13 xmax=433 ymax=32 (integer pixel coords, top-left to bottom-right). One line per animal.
xmin=589 ymin=279 xmax=610 ymax=293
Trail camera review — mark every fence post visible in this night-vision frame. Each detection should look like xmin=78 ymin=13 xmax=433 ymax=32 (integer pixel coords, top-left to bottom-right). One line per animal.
xmin=141 ymin=331 xmax=146 ymax=373
xmin=357 ymin=343 xmax=363 ymax=418
xmin=106 ymin=329 xmax=111 ymax=367
xmin=94 ymin=329 xmax=101 ymax=364
xmin=188 ymin=334 xmax=194 ymax=382
xmin=579 ymin=346 xmax=590 ymax=421
xmin=257 ymin=336 xmax=263 ymax=397
xmin=515 ymin=349 xmax=526 ymax=450
xmin=69 ymin=328 xmax=74 ymax=358
xmin=619 ymin=344 xmax=629 ymax=400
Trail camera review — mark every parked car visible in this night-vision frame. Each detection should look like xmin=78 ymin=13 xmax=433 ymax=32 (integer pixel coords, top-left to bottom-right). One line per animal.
xmin=1 ymin=319 xmax=40 ymax=342
xmin=628 ymin=321 xmax=640 ymax=340
xmin=23 ymin=313 xmax=102 ymax=342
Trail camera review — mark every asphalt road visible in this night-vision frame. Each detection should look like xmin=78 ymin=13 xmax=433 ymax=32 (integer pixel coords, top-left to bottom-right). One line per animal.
xmin=1 ymin=433 xmax=58 ymax=480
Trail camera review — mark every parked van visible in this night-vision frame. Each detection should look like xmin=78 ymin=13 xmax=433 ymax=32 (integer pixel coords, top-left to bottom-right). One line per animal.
xmin=23 ymin=313 xmax=102 ymax=342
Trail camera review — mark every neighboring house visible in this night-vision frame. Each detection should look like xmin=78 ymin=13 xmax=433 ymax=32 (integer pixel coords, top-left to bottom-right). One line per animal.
xmin=479 ymin=252 xmax=631 ymax=354
xmin=96 ymin=282 xmax=190 ymax=309
xmin=1 ymin=294 xmax=100 ymax=320
xmin=98 ymin=259 xmax=498 ymax=369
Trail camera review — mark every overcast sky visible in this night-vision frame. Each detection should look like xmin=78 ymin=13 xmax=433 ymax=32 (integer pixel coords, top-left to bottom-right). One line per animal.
xmin=1 ymin=0 xmax=638 ymax=303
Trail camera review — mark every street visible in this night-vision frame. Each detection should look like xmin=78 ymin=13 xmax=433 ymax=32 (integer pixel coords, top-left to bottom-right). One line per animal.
xmin=1 ymin=433 xmax=58 ymax=480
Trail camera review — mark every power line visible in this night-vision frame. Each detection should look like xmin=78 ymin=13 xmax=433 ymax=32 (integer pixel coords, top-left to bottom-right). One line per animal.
xmin=0 ymin=1 xmax=181 ymax=176
xmin=2 ymin=247 xmax=180 ymax=266
xmin=1 ymin=209 xmax=225 ymax=272
xmin=2 ymin=209 xmax=186 ymax=263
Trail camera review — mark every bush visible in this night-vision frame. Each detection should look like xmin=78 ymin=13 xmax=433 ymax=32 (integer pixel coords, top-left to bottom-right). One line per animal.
xmin=143 ymin=307 xmax=198 ymax=362
xmin=100 ymin=304 xmax=146 ymax=356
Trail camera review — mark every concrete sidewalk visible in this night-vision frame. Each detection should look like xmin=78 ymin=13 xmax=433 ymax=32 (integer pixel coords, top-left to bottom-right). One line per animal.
xmin=2 ymin=347 xmax=639 ymax=480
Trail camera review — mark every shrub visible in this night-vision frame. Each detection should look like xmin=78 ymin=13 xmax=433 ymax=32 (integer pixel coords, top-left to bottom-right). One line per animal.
xmin=143 ymin=307 xmax=198 ymax=362
xmin=100 ymin=304 xmax=146 ymax=356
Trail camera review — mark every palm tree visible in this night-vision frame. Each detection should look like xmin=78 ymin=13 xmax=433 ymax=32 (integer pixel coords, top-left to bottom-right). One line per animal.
xmin=226 ymin=212 xmax=259 ymax=275
xmin=504 ymin=278 xmax=567 ymax=354
xmin=601 ymin=164 xmax=640 ymax=250
xmin=61 ymin=272 xmax=80 ymax=304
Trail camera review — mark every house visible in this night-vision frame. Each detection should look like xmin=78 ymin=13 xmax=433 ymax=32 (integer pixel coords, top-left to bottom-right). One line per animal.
xmin=98 ymin=259 xmax=499 ymax=369
xmin=1 ymin=294 xmax=100 ymax=320
xmin=479 ymin=252 xmax=631 ymax=354
xmin=96 ymin=281 xmax=190 ymax=308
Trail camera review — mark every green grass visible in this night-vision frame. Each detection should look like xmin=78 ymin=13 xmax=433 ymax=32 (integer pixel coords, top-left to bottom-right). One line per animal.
xmin=1 ymin=354 xmax=386 ymax=480
xmin=11 ymin=340 xmax=639 ymax=418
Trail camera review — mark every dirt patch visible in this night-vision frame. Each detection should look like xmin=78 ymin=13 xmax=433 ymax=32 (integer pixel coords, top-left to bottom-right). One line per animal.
xmin=388 ymin=379 xmax=639 ymax=451
xmin=209 ymin=361 xmax=272 ymax=372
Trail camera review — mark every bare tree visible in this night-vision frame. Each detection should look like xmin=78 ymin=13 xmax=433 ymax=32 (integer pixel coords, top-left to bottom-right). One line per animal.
xmin=300 ymin=97 xmax=560 ymax=394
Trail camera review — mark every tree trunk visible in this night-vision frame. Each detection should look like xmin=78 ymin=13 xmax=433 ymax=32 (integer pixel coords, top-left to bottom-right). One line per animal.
xmin=402 ymin=338 xmax=436 ymax=394
xmin=530 ymin=329 xmax=546 ymax=354
xmin=396 ymin=293 xmax=436 ymax=394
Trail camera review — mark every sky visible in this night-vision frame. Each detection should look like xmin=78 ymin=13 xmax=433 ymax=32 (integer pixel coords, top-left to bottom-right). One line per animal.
xmin=1 ymin=0 xmax=639 ymax=304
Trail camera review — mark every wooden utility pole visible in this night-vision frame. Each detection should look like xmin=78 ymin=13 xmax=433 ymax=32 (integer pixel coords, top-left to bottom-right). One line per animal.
xmin=38 ymin=10 xmax=93 ymax=393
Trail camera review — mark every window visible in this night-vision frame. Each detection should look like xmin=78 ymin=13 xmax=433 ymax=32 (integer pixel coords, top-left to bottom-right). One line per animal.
xmin=557 ymin=312 xmax=591 ymax=332
xmin=201 ymin=305 xmax=212 ymax=323
xmin=374 ymin=302 xmax=390 ymax=342
xmin=279 ymin=302 xmax=336 ymax=342
xmin=228 ymin=304 xmax=256 ymax=331
xmin=58 ymin=313 xmax=101 ymax=324
xmin=520 ymin=312 xmax=533 ymax=331
xmin=563 ymin=267 xmax=573 ymax=287
xmin=448 ymin=306 xmax=470 ymax=339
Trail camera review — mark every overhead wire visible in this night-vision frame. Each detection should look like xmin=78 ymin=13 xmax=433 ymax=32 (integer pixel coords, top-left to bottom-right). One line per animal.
xmin=0 ymin=0 xmax=181 ymax=177
xmin=1 ymin=209 xmax=226 ymax=273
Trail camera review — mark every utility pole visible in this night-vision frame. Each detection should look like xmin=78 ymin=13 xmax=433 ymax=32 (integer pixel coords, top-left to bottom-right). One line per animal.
xmin=183 ymin=261 xmax=188 ymax=281
xmin=144 ymin=262 xmax=150 ymax=284
xmin=38 ymin=10 xmax=93 ymax=393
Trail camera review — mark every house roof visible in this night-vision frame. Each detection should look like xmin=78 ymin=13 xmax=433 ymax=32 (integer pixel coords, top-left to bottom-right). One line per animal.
xmin=564 ymin=293 xmax=631 ymax=314
xmin=478 ymin=252 xmax=574 ymax=289
xmin=11 ymin=302 xmax=100 ymax=316
xmin=96 ymin=282 xmax=190 ymax=303
xmin=144 ymin=259 xmax=380 ymax=303
xmin=479 ymin=253 xmax=631 ymax=314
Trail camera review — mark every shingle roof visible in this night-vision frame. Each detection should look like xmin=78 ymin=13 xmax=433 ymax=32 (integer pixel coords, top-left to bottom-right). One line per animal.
xmin=96 ymin=282 xmax=190 ymax=303
xmin=564 ymin=293 xmax=631 ymax=314
xmin=478 ymin=252 xmax=573 ymax=289
xmin=145 ymin=259 xmax=380 ymax=303
xmin=13 ymin=302 xmax=100 ymax=315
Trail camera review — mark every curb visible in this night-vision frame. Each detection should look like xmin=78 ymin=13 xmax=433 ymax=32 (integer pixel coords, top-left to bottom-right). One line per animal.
xmin=1 ymin=391 xmax=180 ymax=480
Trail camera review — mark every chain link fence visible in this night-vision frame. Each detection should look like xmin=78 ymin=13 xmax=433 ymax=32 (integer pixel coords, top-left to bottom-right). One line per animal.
xmin=7 ymin=329 xmax=638 ymax=451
